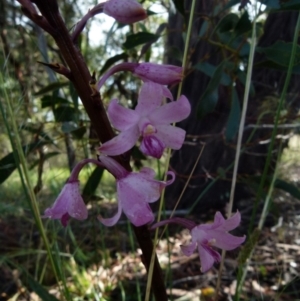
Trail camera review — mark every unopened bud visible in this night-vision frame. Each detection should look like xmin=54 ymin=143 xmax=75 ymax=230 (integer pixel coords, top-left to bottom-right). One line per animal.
xmin=103 ymin=0 xmax=147 ymax=24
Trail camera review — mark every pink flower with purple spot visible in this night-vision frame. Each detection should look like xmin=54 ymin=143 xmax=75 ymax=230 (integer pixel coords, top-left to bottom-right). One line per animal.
xmin=98 ymin=81 xmax=191 ymax=158
xmin=98 ymin=155 xmax=175 ymax=227
xmin=151 ymin=211 xmax=246 ymax=273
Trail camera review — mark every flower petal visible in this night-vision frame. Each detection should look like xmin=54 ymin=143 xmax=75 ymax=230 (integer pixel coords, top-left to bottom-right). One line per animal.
xmin=149 ymin=95 xmax=191 ymax=124
xmin=43 ymin=181 xmax=88 ymax=226
xmin=118 ymin=180 xmax=155 ymax=226
xmin=108 ymin=99 xmax=140 ymax=131
xmin=209 ymin=231 xmax=246 ymax=250
xmin=180 ymin=241 xmax=197 ymax=256
xmin=215 ymin=211 xmax=241 ymax=231
xmin=119 ymin=173 xmax=161 ymax=203
xmin=98 ymin=200 xmax=123 ymax=227
xmin=155 ymin=125 xmax=186 ymax=150
xmin=135 ymin=82 xmax=164 ymax=115
xmin=99 ymin=155 xmax=128 ymax=179
xmin=140 ymin=135 xmax=165 ymax=158
xmin=198 ymin=244 xmax=221 ymax=273
xmin=139 ymin=167 xmax=156 ymax=179
xmin=98 ymin=126 xmax=140 ymax=156
xmin=67 ymin=184 xmax=88 ymax=220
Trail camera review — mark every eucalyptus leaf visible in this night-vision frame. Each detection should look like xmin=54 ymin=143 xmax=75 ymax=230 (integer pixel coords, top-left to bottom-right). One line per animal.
xmin=123 ymin=32 xmax=160 ymax=49
xmin=197 ymin=61 xmax=227 ymax=119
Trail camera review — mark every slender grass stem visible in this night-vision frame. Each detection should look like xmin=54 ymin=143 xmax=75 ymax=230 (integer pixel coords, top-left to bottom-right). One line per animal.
xmin=215 ymin=3 xmax=258 ymax=298
xmin=0 ymin=71 xmax=71 ymax=300
xmin=234 ymin=10 xmax=300 ymax=301
xmin=144 ymin=1 xmax=197 ymax=300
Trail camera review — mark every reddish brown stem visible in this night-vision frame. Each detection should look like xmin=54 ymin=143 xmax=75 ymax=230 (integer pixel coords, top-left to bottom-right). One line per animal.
xmin=18 ymin=1 xmax=167 ymax=300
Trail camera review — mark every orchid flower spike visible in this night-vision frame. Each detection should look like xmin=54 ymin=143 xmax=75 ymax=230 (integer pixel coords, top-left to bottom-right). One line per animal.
xmin=103 ymin=0 xmax=147 ymax=24
xmin=151 ymin=212 xmax=246 ymax=273
xmin=98 ymin=82 xmax=191 ymax=158
xmin=97 ymin=155 xmax=175 ymax=227
xmin=96 ymin=63 xmax=183 ymax=90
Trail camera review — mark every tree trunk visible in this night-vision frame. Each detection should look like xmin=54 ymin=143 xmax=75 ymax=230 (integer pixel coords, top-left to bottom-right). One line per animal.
xmin=165 ymin=2 xmax=300 ymax=214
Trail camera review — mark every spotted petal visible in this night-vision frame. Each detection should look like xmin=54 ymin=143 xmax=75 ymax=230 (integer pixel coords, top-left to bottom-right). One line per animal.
xmin=99 ymin=126 xmax=140 ymax=156
xmin=198 ymin=244 xmax=221 ymax=273
xmin=135 ymin=82 xmax=165 ymax=115
xmin=118 ymin=179 xmax=155 ymax=226
xmin=180 ymin=241 xmax=197 ymax=257
xmin=155 ymin=125 xmax=186 ymax=150
xmin=108 ymin=99 xmax=140 ymax=131
xmin=148 ymin=95 xmax=191 ymax=124
xmin=209 ymin=231 xmax=246 ymax=250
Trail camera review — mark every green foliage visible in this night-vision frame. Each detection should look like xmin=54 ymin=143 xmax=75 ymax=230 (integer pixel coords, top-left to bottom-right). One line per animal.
xmin=123 ymin=32 xmax=160 ymax=49
xmin=197 ymin=61 xmax=227 ymax=119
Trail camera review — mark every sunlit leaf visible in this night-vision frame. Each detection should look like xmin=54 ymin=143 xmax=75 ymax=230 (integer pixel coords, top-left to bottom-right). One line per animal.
xmin=123 ymin=32 xmax=160 ymax=49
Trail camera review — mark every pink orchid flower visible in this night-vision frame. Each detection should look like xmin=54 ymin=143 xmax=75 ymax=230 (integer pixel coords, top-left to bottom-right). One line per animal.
xmin=151 ymin=212 xmax=246 ymax=273
xmin=103 ymin=0 xmax=147 ymax=24
xmin=43 ymin=182 xmax=88 ymax=227
xmin=98 ymin=155 xmax=175 ymax=227
xmin=43 ymin=159 xmax=95 ymax=226
xmin=98 ymin=82 xmax=191 ymax=158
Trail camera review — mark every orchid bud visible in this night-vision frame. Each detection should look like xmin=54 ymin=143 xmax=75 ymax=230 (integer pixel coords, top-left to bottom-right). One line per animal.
xmin=103 ymin=0 xmax=147 ymax=24
xmin=134 ymin=63 xmax=183 ymax=85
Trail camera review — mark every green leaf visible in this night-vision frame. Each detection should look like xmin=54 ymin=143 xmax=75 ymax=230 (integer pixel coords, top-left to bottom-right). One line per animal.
xmin=194 ymin=62 xmax=231 ymax=86
xmin=197 ymin=61 xmax=227 ymax=119
xmin=234 ymin=11 xmax=252 ymax=37
xmin=257 ymin=41 xmax=300 ymax=67
xmin=0 ymin=141 xmax=47 ymax=184
xmin=215 ymin=13 xmax=239 ymax=34
xmin=199 ymin=20 xmax=209 ymax=38
xmin=40 ymin=96 xmax=70 ymax=108
xmin=274 ymin=179 xmax=300 ymax=200
xmin=82 ymin=166 xmax=104 ymax=198
xmin=27 ymin=275 xmax=60 ymax=301
xmin=172 ymin=0 xmax=185 ymax=15
xmin=53 ymin=106 xmax=76 ymax=122
xmin=225 ymin=88 xmax=241 ymax=141
xmin=100 ymin=53 xmax=128 ymax=75
xmin=123 ymin=32 xmax=160 ymax=49
xmin=34 ymin=82 xmax=68 ymax=96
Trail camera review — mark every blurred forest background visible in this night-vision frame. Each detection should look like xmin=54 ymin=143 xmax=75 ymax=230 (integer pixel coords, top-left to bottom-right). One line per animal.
xmin=1 ymin=0 xmax=300 ymax=300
